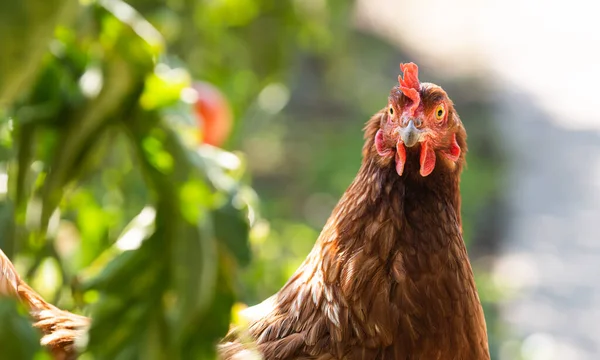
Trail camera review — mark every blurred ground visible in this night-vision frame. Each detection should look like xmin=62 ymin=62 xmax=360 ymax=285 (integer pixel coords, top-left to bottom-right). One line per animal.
xmin=356 ymin=0 xmax=600 ymax=359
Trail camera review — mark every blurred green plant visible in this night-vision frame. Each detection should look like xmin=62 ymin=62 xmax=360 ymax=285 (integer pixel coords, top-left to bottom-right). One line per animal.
xmin=0 ymin=299 xmax=48 ymax=360
xmin=0 ymin=0 xmax=260 ymax=358
xmin=0 ymin=0 xmax=78 ymax=107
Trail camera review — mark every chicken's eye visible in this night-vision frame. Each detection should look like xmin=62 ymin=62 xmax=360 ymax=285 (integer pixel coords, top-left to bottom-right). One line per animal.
xmin=389 ymin=107 xmax=394 ymax=116
xmin=435 ymin=105 xmax=445 ymax=121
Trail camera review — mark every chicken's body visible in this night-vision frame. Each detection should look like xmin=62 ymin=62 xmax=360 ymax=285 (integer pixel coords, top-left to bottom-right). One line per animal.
xmin=220 ymin=64 xmax=490 ymax=359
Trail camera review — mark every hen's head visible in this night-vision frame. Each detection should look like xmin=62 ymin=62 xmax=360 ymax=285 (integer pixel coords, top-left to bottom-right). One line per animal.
xmin=372 ymin=63 xmax=466 ymax=177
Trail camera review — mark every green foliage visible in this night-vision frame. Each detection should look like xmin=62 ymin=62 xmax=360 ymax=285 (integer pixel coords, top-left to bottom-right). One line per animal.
xmin=0 ymin=0 xmax=260 ymax=358
xmin=0 ymin=0 xmax=78 ymax=106
xmin=0 ymin=299 xmax=49 ymax=360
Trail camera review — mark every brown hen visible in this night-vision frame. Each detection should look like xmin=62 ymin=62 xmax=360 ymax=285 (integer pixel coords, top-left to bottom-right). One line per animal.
xmin=219 ymin=63 xmax=490 ymax=360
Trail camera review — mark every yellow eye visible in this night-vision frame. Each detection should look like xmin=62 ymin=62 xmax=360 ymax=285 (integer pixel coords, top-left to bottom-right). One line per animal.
xmin=389 ymin=106 xmax=394 ymax=116
xmin=435 ymin=105 xmax=445 ymax=121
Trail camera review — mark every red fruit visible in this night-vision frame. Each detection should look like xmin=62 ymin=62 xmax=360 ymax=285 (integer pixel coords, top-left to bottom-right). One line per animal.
xmin=192 ymin=81 xmax=233 ymax=147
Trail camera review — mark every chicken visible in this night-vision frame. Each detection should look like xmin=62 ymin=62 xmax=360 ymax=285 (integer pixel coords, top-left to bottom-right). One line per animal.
xmin=0 ymin=248 xmax=90 ymax=360
xmin=219 ymin=63 xmax=490 ymax=359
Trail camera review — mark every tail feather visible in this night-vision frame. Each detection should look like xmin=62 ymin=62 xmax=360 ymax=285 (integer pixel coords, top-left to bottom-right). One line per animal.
xmin=0 ymin=248 xmax=90 ymax=358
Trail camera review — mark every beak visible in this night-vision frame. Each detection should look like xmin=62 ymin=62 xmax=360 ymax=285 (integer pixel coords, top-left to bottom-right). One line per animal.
xmin=398 ymin=119 xmax=423 ymax=148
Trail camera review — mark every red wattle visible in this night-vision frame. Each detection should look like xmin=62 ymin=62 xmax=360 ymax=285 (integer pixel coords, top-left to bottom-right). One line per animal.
xmin=419 ymin=141 xmax=436 ymax=177
xmin=395 ymin=140 xmax=406 ymax=176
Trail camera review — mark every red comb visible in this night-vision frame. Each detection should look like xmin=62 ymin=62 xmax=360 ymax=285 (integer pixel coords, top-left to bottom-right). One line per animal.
xmin=398 ymin=63 xmax=421 ymax=116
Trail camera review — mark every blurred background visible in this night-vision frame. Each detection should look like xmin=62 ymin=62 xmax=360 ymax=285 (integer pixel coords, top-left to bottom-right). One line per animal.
xmin=0 ymin=0 xmax=599 ymax=359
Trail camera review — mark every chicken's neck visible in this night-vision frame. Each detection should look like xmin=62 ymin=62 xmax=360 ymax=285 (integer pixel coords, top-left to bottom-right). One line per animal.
xmin=306 ymin=149 xmax=470 ymax=285
xmin=266 ymin=151 xmax=489 ymax=358
xmin=341 ymin=151 xmax=463 ymax=237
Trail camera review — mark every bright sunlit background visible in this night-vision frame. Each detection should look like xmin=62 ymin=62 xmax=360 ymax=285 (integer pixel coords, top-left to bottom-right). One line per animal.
xmin=0 ymin=0 xmax=599 ymax=359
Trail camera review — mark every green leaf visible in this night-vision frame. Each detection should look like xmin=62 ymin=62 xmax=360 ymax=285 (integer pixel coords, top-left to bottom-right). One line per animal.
xmin=140 ymin=66 xmax=191 ymax=111
xmin=0 ymin=299 xmax=48 ymax=359
xmin=38 ymin=10 xmax=157 ymax=234
xmin=0 ymin=0 xmax=78 ymax=106
xmin=168 ymin=214 xmax=218 ymax=343
xmin=213 ymin=200 xmax=250 ymax=266
xmin=85 ymin=235 xmax=166 ymax=358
